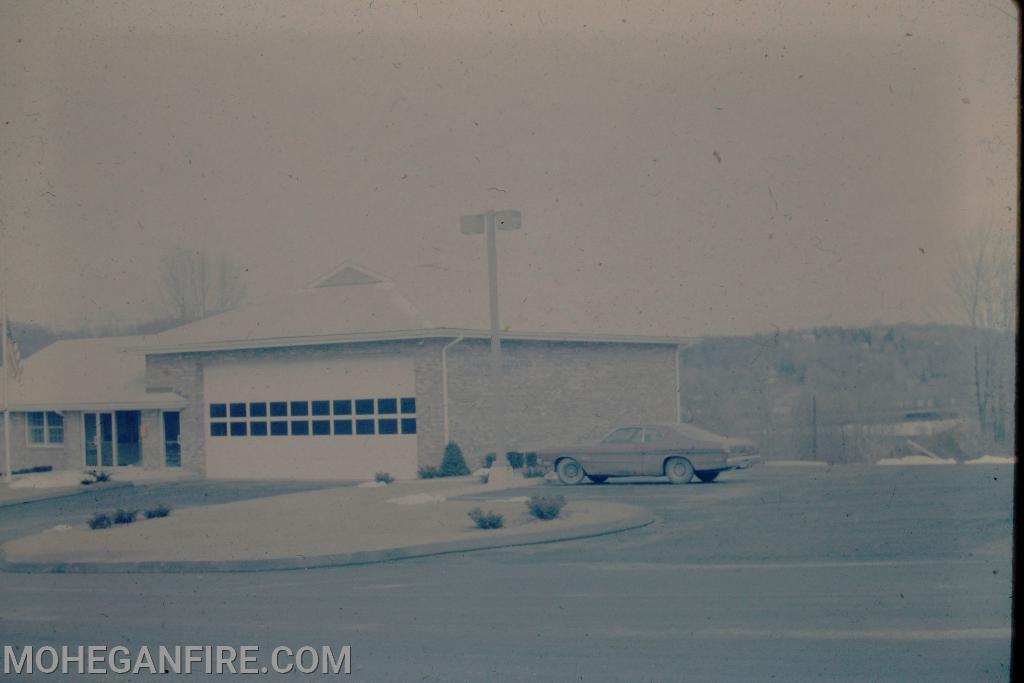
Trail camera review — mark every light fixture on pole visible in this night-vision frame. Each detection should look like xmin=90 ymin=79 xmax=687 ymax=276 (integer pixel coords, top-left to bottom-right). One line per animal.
xmin=459 ymin=209 xmax=521 ymax=485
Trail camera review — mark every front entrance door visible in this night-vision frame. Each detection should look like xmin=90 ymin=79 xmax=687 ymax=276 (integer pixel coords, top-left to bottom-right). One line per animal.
xmin=84 ymin=412 xmax=115 ymax=468
xmin=163 ymin=411 xmax=181 ymax=467
xmin=84 ymin=411 xmax=141 ymax=468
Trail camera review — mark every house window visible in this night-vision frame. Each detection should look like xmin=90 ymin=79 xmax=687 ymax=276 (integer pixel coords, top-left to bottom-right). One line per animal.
xmin=27 ymin=411 xmax=64 ymax=445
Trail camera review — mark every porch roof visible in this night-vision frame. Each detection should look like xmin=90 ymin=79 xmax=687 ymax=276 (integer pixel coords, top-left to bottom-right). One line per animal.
xmin=6 ymin=336 xmax=185 ymax=412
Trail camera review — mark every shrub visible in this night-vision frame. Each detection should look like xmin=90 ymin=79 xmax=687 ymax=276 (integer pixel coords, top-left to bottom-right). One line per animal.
xmin=440 ymin=442 xmax=470 ymax=477
xmin=80 ymin=479 xmax=94 ymax=486
xmin=374 ymin=472 xmax=394 ymax=484
xmin=468 ymin=507 xmax=504 ymax=529
xmin=482 ymin=453 xmax=496 ymax=468
xmin=85 ymin=470 xmax=111 ymax=483
xmin=525 ymin=452 xmax=539 ymax=468
xmin=88 ymin=512 xmax=113 ymax=530
xmin=144 ymin=505 xmax=171 ymax=519
xmin=113 ymin=508 xmax=138 ymax=525
xmin=13 ymin=465 xmax=53 ymax=475
xmin=526 ymin=494 xmax=567 ymax=520
xmin=505 ymin=451 xmax=525 ymax=469
xmin=418 ymin=465 xmax=442 ymax=479
xmin=523 ymin=466 xmax=546 ymax=479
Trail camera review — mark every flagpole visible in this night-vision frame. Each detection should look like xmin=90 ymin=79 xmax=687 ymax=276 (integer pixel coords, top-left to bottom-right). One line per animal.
xmin=1 ymin=225 xmax=11 ymax=484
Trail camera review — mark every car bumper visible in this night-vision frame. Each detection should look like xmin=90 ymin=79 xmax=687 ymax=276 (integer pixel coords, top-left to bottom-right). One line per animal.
xmin=725 ymin=454 xmax=761 ymax=470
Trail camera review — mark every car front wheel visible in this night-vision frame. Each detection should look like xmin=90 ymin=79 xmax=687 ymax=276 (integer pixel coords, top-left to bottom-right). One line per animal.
xmin=664 ymin=457 xmax=694 ymax=484
xmin=556 ymin=457 xmax=586 ymax=485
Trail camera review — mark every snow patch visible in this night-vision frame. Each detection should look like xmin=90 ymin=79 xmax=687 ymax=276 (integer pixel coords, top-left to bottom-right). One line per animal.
xmin=387 ymin=493 xmax=447 ymax=505
xmin=8 ymin=471 xmax=87 ymax=490
xmin=357 ymin=481 xmax=389 ymax=488
xmin=876 ymin=455 xmax=956 ymax=466
xmin=45 ymin=524 xmax=72 ymax=533
xmin=964 ymin=455 xmax=1016 ymax=465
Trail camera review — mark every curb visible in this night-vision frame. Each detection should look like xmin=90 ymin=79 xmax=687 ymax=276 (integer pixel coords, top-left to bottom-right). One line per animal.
xmin=0 ymin=481 xmax=134 ymax=510
xmin=0 ymin=508 xmax=655 ymax=574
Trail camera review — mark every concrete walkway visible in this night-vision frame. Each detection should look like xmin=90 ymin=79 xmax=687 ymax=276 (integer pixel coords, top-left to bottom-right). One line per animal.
xmin=0 ymin=476 xmax=652 ymax=573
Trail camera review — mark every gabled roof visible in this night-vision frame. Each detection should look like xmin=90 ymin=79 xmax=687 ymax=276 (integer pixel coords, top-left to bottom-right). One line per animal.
xmin=7 ymin=336 xmax=185 ymax=411
xmin=146 ymin=262 xmax=433 ymax=351
xmin=138 ymin=262 xmax=690 ymax=354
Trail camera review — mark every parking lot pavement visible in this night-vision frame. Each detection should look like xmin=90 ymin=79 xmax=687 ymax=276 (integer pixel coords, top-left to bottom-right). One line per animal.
xmin=0 ymin=465 xmax=1012 ymax=681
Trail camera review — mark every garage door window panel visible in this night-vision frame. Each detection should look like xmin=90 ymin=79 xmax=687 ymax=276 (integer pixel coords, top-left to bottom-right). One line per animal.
xmin=230 ymin=422 xmax=247 ymax=437
xmin=250 ymin=422 xmax=268 ymax=436
xmin=378 ymin=418 xmax=398 ymax=434
xmin=291 ymin=421 xmax=310 ymax=436
xmin=333 ymin=400 xmax=352 ymax=415
xmin=270 ymin=402 xmax=288 ymax=417
xmin=290 ymin=401 xmax=309 ymax=417
xmin=211 ymin=422 xmax=228 ymax=437
xmin=312 ymin=420 xmax=331 ymax=436
xmin=270 ymin=421 xmax=288 ymax=436
xmin=249 ymin=402 xmax=267 ymax=417
xmin=334 ymin=419 xmax=353 ymax=435
xmin=401 ymin=418 xmax=417 ymax=434
xmin=377 ymin=398 xmax=397 ymax=415
xmin=210 ymin=403 xmax=227 ymax=419
xmin=356 ymin=419 xmax=375 ymax=435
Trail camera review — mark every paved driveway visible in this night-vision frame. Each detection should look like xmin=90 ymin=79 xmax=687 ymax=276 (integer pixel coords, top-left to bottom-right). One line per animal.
xmin=0 ymin=466 xmax=1012 ymax=681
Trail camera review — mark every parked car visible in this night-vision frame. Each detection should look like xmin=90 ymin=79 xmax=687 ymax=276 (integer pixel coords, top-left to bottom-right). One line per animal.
xmin=535 ymin=423 xmax=760 ymax=485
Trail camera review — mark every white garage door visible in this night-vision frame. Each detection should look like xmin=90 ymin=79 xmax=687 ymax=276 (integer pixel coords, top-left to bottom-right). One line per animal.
xmin=203 ymin=354 xmax=418 ymax=480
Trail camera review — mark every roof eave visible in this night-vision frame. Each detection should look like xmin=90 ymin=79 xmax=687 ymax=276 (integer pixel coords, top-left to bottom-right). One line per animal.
xmin=137 ymin=328 xmax=693 ymax=354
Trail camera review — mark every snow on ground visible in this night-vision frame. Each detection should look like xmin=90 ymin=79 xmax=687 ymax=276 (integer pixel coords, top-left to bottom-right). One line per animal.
xmin=8 ymin=471 xmax=85 ymax=489
xmin=387 ymin=492 xmax=448 ymax=505
xmin=765 ymin=460 xmax=830 ymax=467
xmin=358 ymin=481 xmax=389 ymax=488
xmin=876 ymin=455 xmax=956 ymax=466
xmin=964 ymin=455 xmax=1016 ymax=465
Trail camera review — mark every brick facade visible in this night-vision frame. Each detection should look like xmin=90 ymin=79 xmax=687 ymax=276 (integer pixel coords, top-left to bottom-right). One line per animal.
xmin=144 ymin=338 xmax=680 ymax=478
xmin=420 ymin=339 xmax=679 ymax=469
xmin=0 ymin=411 xmax=81 ymax=474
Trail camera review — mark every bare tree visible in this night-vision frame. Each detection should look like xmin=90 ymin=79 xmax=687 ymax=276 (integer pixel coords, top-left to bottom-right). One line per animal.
xmin=162 ymin=248 xmax=246 ymax=322
xmin=948 ymin=227 xmax=1016 ymax=446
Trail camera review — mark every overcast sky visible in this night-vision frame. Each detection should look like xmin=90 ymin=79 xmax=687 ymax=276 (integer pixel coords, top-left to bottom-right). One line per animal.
xmin=0 ymin=1 xmax=1017 ymax=337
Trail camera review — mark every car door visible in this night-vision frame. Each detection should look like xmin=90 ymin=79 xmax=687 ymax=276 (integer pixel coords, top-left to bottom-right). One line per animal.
xmin=640 ymin=427 xmax=668 ymax=475
xmin=585 ymin=427 xmax=644 ymax=475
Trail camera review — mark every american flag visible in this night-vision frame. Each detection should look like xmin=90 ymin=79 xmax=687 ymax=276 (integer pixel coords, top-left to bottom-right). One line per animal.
xmin=4 ymin=322 xmax=21 ymax=381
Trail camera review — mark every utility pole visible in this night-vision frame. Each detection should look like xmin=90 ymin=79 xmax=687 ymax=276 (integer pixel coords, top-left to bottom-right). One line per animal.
xmin=811 ymin=394 xmax=818 ymax=461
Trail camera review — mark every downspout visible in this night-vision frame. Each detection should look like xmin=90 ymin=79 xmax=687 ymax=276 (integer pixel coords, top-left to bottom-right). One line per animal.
xmin=675 ymin=344 xmax=682 ymax=423
xmin=441 ymin=336 xmax=465 ymax=445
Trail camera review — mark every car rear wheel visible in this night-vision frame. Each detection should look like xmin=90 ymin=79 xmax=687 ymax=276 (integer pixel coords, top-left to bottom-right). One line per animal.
xmin=664 ymin=457 xmax=694 ymax=484
xmin=696 ymin=471 xmax=720 ymax=483
xmin=588 ymin=475 xmax=608 ymax=484
xmin=556 ymin=458 xmax=586 ymax=485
